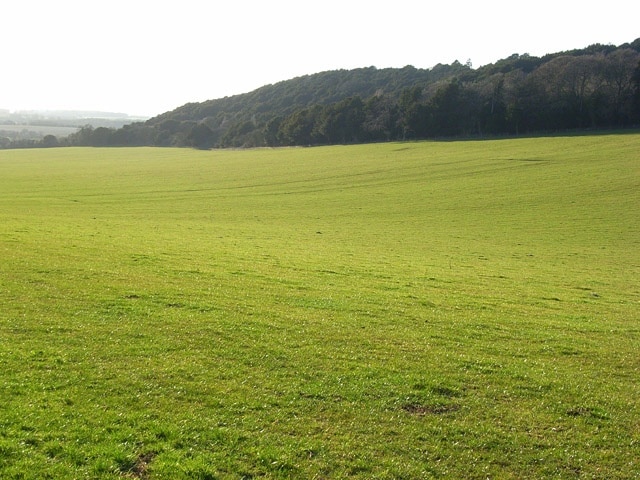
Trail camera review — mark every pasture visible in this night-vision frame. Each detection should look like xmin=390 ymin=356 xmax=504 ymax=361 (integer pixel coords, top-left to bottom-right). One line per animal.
xmin=0 ymin=135 xmax=638 ymax=478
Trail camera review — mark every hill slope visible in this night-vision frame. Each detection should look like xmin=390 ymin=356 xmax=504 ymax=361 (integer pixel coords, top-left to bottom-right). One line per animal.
xmin=32 ymin=38 xmax=640 ymax=149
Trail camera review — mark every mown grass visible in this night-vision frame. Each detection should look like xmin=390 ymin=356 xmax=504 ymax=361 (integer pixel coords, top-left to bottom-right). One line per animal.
xmin=0 ymin=134 xmax=638 ymax=479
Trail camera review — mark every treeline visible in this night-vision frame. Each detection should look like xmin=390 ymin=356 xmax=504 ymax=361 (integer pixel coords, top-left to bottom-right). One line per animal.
xmin=4 ymin=39 xmax=639 ymax=150
xmin=0 ymin=134 xmax=61 ymax=149
xmin=0 ymin=113 xmax=146 ymax=149
xmin=265 ymin=47 xmax=640 ymax=146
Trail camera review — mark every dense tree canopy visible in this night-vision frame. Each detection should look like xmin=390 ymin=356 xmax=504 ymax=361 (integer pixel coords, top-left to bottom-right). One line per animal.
xmin=4 ymin=39 xmax=639 ymax=150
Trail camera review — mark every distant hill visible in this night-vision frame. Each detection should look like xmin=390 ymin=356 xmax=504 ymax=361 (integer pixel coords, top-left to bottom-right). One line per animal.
xmin=149 ymin=63 xmax=468 ymax=123
xmin=134 ymin=38 xmax=639 ymax=148
xmin=141 ymin=62 xmax=479 ymax=147
xmin=0 ymin=110 xmax=149 ymax=147
xmin=5 ymin=38 xmax=640 ymax=150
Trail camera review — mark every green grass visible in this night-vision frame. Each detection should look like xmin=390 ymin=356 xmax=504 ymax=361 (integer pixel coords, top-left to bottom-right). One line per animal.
xmin=0 ymin=135 xmax=639 ymax=479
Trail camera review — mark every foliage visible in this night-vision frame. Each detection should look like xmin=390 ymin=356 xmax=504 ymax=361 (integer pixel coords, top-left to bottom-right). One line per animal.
xmin=5 ymin=39 xmax=636 ymax=150
xmin=0 ymin=135 xmax=639 ymax=478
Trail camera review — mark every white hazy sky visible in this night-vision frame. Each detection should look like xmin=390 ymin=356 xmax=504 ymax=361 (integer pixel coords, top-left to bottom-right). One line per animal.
xmin=1 ymin=1 xmax=638 ymax=117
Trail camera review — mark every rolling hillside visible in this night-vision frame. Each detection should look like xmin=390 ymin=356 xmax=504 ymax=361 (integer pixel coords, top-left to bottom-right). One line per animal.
xmin=5 ymin=38 xmax=640 ymax=150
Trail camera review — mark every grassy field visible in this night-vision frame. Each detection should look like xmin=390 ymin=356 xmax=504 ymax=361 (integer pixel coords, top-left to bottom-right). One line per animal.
xmin=0 ymin=134 xmax=638 ymax=479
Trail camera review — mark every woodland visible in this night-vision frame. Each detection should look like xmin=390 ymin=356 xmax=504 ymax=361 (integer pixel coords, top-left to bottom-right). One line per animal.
xmin=4 ymin=39 xmax=640 ymax=149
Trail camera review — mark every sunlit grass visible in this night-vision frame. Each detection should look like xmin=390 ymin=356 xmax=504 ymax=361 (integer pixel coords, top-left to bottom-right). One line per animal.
xmin=0 ymin=135 xmax=639 ymax=478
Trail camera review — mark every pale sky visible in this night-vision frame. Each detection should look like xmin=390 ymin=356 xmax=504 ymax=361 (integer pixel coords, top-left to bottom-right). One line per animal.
xmin=1 ymin=0 xmax=638 ymax=117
